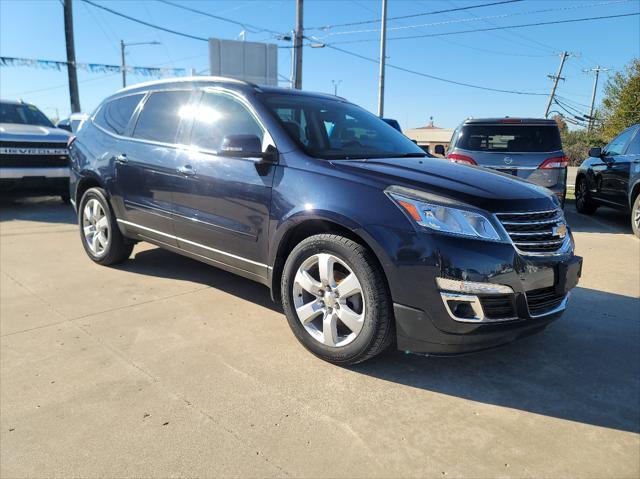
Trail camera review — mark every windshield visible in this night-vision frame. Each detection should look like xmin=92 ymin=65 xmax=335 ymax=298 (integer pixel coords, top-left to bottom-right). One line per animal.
xmin=260 ymin=93 xmax=425 ymax=159
xmin=0 ymin=102 xmax=54 ymax=127
xmin=457 ymin=124 xmax=562 ymax=153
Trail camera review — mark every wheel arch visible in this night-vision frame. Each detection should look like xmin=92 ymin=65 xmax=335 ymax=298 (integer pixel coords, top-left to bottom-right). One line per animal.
xmin=269 ymin=217 xmax=391 ymax=304
xmin=75 ymin=172 xmax=106 ymax=207
xmin=629 ymin=179 xmax=640 ymax=209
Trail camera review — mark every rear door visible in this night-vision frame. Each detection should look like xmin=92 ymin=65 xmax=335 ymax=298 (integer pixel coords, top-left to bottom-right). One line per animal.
xmin=115 ymin=89 xmax=194 ymax=245
xmin=452 ymin=123 xmax=565 ymax=190
xmin=171 ymin=89 xmax=276 ymax=280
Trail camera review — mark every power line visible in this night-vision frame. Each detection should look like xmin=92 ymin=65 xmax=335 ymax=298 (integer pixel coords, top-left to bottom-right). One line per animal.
xmin=156 ymin=0 xmax=284 ymax=36
xmin=324 ymin=44 xmax=547 ymax=96
xmin=316 ymin=1 xmax=630 ymax=38
xmin=81 ymin=0 xmax=209 ymax=42
xmin=307 ymin=0 xmax=523 ymax=30
xmin=322 ymin=12 xmax=640 ymax=46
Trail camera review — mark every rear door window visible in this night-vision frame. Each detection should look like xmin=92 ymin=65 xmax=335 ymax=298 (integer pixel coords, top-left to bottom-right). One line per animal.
xmin=133 ymin=90 xmax=192 ymax=144
xmin=94 ymin=94 xmax=144 ymax=135
xmin=458 ymin=125 xmax=562 ymax=152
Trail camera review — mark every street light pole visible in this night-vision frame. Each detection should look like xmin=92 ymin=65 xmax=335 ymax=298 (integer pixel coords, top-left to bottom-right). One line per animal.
xmin=293 ymin=0 xmax=304 ymax=90
xmin=377 ymin=0 xmax=388 ymax=117
xmin=332 ymin=79 xmax=342 ymax=96
xmin=120 ymin=40 xmax=161 ymax=88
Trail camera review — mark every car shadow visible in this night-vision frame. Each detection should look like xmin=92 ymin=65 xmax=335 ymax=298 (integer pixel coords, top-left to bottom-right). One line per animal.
xmin=351 ymin=286 xmax=640 ymax=434
xmin=112 ymin=247 xmax=639 ymax=433
xmin=0 ymin=195 xmax=76 ymax=225
xmin=564 ymin=199 xmax=633 ymax=235
xmin=117 ymin=246 xmax=282 ymax=313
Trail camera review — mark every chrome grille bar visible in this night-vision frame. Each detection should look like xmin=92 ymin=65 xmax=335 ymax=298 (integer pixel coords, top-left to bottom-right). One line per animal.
xmin=495 ymin=208 xmax=567 ymax=254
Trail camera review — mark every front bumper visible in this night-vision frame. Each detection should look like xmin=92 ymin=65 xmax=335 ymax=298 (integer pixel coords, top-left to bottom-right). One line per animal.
xmin=364 ymin=225 xmax=582 ymax=354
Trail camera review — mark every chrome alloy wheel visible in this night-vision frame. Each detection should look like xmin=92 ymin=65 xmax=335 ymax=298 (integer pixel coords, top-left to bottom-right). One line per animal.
xmin=292 ymin=253 xmax=365 ymax=347
xmin=634 ymin=201 xmax=640 ymax=231
xmin=82 ymin=198 xmax=109 ymax=256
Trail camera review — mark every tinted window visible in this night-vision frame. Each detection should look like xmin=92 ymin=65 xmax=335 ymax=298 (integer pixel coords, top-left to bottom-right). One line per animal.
xmin=261 ymin=93 xmax=425 ymax=159
xmin=189 ymin=92 xmax=263 ymax=151
xmin=626 ymin=128 xmax=640 ymax=155
xmin=457 ymin=124 xmax=562 ymax=152
xmin=133 ymin=91 xmax=192 ymax=143
xmin=604 ymin=127 xmax=636 ymax=156
xmin=95 ymin=94 xmax=143 ymax=135
xmin=0 ymin=102 xmax=53 ymax=127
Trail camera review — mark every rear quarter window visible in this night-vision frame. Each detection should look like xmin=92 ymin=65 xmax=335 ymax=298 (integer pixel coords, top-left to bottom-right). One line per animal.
xmin=458 ymin=124 xmax=562 ymax=153
xmin=94 ymin=94 xmax=144 ymax=136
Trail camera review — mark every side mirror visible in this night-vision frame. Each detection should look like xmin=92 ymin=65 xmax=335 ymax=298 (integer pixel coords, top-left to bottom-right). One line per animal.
xmin=220 ymin=134 xmax=276 ymax=163
xmin=57 ymin=123 xmax=72 ymax=132
xmin=434 ymin=145 xmax=446 ymax=156
xmin=589 ymin=147 xmax=602 ymax=158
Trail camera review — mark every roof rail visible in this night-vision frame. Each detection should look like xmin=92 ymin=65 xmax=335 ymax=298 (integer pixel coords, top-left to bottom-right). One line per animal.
xmin=115 ymin=76 xmax=258 ymax=94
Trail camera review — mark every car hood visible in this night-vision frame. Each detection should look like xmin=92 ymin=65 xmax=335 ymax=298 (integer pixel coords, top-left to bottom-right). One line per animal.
xmin=331 ymin=157 xmax=558 ymax=213
xmin=0 ymin=123 xmax=71 ymax=143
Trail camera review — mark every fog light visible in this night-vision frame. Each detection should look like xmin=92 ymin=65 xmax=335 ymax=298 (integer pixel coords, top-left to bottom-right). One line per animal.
xmin=436 ymin=277 xmax=513 ymax=295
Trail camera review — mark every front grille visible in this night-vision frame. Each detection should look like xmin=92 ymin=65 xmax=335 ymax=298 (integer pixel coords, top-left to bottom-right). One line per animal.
xmin=479 ymin=294 xmax=516 ymax=320
xmin=0 ymin=141 xmax=69 ymax=168
xmin=526 ymin=286 xmax=565 ymax=316
xmin=495 ymin=209 xmax=567 ymax=254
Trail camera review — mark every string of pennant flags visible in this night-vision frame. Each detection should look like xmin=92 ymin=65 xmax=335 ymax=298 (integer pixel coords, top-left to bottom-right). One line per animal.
xmin=0 ymin=56 xmax=187 ymax=78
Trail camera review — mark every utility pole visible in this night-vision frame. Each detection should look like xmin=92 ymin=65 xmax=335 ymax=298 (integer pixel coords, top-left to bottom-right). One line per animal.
xmin=585 ymin=66 xmax=609 ymax=131
xmin=293 ymin=0 xmax=304 ymax=90
xmin=63 ymin=0 xmax=81 ymax=113
xmin=544 ymin=51 xmax=569 ymax=118
xmin=120 ymin=40 xmax=126 ymax=88
xmin=377 ymin=0 xmax=388 ymax=117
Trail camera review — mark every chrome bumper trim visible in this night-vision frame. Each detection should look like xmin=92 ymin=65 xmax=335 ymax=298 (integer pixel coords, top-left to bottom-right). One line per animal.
xmin=0 ymin=167 xmax=70 ymax=179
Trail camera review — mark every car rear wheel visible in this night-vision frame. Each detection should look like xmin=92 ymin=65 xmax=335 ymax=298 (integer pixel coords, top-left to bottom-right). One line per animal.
xmin=281 ymin=234 xmax=394 ymax=365
xmin=632 ymin=194 xmax=640 ymax=238
xmin=78 ymin=187 xmax=133 ymax=265
xmin=575 ymin=177 xmax=598 ymax=215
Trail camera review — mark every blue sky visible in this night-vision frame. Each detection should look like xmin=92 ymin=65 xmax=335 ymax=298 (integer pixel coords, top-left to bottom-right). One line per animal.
xmin=1 ymin=0 xmax=639 ymax=129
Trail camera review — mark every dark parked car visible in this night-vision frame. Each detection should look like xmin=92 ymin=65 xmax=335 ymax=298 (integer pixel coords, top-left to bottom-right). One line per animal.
xmin=446 ymin=118 xmax=568 ymax=204
xmin=69 ymin=77 xmax=582 ymax=364
xmin=575 ymin=123 xmax=640 ymax=237
xmin=1 ymin=100 xmax=71 ymax=202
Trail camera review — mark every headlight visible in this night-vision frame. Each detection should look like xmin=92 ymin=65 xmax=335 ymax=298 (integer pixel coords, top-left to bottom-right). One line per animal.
xmin=387 ymin=186 xmax=503 ymax=242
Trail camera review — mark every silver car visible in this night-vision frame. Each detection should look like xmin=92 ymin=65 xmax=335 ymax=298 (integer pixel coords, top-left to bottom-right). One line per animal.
xmin=444 ymin=118 xmax=568 ymax=203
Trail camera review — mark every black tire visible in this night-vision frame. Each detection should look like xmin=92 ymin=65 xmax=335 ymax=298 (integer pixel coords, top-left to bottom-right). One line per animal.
xmin=281 ymin=234 xmax=394 ymax=365
xmin=575 ymin=177 xmax=598 ymax=215
xmin=632 ymin=194 xmax=640 ymax=239
xmin=78 ymin=187 xmax=133 ymax=265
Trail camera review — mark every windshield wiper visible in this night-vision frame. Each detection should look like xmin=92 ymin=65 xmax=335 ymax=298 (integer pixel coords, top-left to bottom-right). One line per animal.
xmin=395 ymin=152 xmax=428 ymax=158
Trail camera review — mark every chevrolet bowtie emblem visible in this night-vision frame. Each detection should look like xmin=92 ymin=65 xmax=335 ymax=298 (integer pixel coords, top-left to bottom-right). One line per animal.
xmin=553 ymin=223 xmax=567 ymax=239
xmin=503 ymin=156 xmax=513 ymax=165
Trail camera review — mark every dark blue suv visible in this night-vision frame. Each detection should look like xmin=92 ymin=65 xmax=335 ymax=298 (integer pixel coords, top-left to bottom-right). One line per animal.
xmin=69 ymin=77 xmax=582 ymax=364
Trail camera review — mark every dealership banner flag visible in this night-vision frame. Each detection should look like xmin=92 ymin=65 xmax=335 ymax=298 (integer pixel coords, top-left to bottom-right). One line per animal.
xmin=0 ymin=56 xmax=186 ymax=77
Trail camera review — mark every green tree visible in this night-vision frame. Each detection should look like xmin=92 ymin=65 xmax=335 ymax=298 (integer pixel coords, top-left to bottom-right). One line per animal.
xmin=561 ymin=129 xmax=606 ymax=166
xmin=600 ymin=58 xmax=640 ymax=140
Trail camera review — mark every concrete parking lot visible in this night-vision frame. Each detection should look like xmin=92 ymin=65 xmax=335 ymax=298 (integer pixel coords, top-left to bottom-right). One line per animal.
xmin=1 ymin=196 xmax=638 ymax=478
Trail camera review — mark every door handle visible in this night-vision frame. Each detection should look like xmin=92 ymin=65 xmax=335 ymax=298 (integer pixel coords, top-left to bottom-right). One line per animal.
xmin=177 ymin=164 xmax=196 ymax=176
xmin=115 ymin=153 xmax=128 ymax=164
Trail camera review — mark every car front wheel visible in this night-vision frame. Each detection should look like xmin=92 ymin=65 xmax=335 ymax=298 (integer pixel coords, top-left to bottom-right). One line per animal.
xmin=78 ymin=187 xmax=133 ymax=265
xmin=281 ymin=234 xmax=394 ymax=365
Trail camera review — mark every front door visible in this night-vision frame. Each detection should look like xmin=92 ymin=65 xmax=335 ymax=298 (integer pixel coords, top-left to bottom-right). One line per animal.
xmin=599 ymin=126 xmax=637 ymax=206
xmin=116 ymin=89 xmax=195 ymax=245
xmin=172 ymin=89 xmax=276 ymax=280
